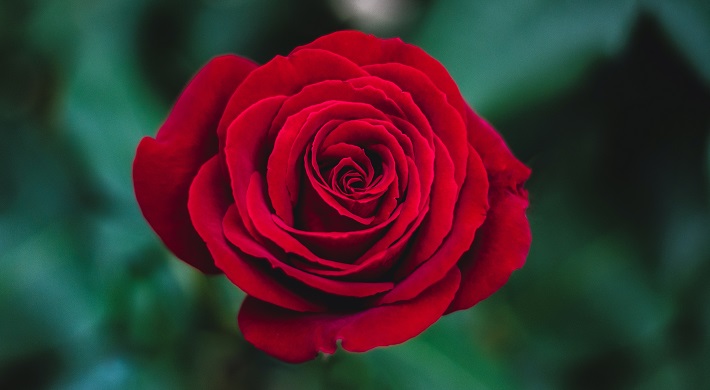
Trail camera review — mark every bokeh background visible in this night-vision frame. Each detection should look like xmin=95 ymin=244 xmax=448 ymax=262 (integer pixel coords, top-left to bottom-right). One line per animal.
xmin=2 ymin=0 xmax=709 ymax=388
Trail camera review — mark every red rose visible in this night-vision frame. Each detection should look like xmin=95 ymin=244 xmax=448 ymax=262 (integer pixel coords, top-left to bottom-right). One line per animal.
xmin=133 ymin=31 xmax=531 ymax=363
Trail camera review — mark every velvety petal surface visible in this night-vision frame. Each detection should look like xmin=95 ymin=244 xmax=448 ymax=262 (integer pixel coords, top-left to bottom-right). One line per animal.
xmin=293 ymin=30 xmax=469 ymax=121
xmin=379 ymin=146 xmax=489 ymax=304
xmin=446 ymin=184 xmax=530 ymax=313
xmin=188 ymin=157 xmax=324 ymax=312
xmin=445 ymin=107 xmax=531 ymax=313
xmin=133 ymin=55 xmax=256 ymax=273
xmin=238 ymin=267 xmax=461 ymax=363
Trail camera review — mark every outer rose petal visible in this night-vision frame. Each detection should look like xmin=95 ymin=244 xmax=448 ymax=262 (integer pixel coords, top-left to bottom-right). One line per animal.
xmin=294 ymin=30 xmax=469 ymax=122
xmin=133 ymin=55 xmax=256 ymax=273
xmin=466 ymin=107 xmax=531 ymax=187
xmin=444 ymin=107 xmax=531 ymax=313
xmin=216 ymin=48 xmax=367 ymax=145
xmin=446 ymin=186 xmax=531 ymax=313
xmin=238 ymin=267 xmax=461 ymax=363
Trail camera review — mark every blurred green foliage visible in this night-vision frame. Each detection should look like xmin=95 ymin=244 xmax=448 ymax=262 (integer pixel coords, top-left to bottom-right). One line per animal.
xmin=1 ymin=0 xmax=709 ymax=388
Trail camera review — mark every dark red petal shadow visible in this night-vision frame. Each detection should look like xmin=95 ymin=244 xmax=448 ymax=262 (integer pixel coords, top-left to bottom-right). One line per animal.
xmin=188 ymin=156 xmax=324 ymax=312
xmin=363 ymin=62 xmax=468 ymax=190
xmin=378 ymin=146 xmax=489 ymax=304
xmin=238 ymin=267 xmax=461 ymax=363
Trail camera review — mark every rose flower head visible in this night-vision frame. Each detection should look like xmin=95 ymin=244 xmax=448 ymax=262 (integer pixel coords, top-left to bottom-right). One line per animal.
xmin=133 ymin=31 xmax=531 ymax=363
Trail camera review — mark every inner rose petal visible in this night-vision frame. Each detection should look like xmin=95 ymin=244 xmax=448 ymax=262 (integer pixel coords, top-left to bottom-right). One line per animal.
xmin=188 ymin=156 xmax=325 ymax=312
xmin=330 ymin=158 xmax=366 ymax=194
xmin=304 ymin=120 xmax=406 ymax=226
xmin=266 ymin=101 xmax=389 ymax=226
xmin=263 ymin=76 xmax=436 ymax=229
xmin=291 ymin=159 xmax=426 ymax=279
xmin=378 ymin=145 xmax=489 ymax=305
xmin=266 ymin=157 xmax=421 ymax=275
xmin=311 ymin=152 xmax=380 ymax=219
xmin=345 ymin=78 xmax=437 ymax=200
xmin=313 ymin=120 xmax=406 ymax=194
xmin=314 ymin=140 xmax=396 ymax=200
xmin=316 ymin=141 xmax=394 ymax=202
xmin=320 ymin=144 xmax=374 ymax=190
xmin=363 ymin=63 xmax=468 ymax=190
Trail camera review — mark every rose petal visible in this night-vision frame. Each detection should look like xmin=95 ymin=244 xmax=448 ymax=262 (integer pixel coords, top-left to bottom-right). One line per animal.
xmin=278 ymin=159 xmax=422 ymax=277
xmin=446 ymin=173 xmax=530 ymax=311
xmin=296 ymin=174 xmax=375 ymax=232
xmin=133 ymin=55 xmax=256 ymax=273
xmin=443 ymin=108 xmax=530 ymax=313
xmin=261 ymin=77 xmax=425 ymax=228
xmin=270 ymin=112 xmax=342 ymax=227
xmin=322 ymin=157 xmax=379 ymax=216
xmin=309 ymin=206 xmax=428 ymax=281
xmin=272 ymin=214 xmax=393 ymax=265
xmin=187 ymin=156 xmax=323 ymax=312
xmin=345 ymin=78 xmax=436 ymax=203
xmin=393 ymin=137 xmax=458 ymax=274
xmin=315 ymin=118 xmax=412 ymax=196
xmin=352 ymin=158 xmax=422 ymax=264
xmin=217 ymin=49 xmax=368 ymax=146
xmin=268 ymin=102 xmax=393 ymax=229
xmin=238 ymin=267 xmax=461 ymax=363
xmin=269 ymin=79 xmax=405 ymax=135
xmin=307 ymin=120 xmax=406 ymax=223
xmin=466 ymin=107 xmax=531 ymax=187
xmin=316 ymin=144 xmax=397 ymax=217
xmin=363 ymin=63 xmax=468 ymax=189
xmin=243 ymin=173 xmax=352 ymax=271
xmin=378 ymin=146 xmax=489 ymax=304
xmin=224 ymin=182 xmax=395 ymax=297
xmin=224 ymin=95 xmax=288 ymax=238
xmin=318 ymin=143 xmax=381 ymax=201
xmin=348 ymin=76 xmax=434 ymax=147
xmin=294 ymin=30 xmax=469 ymax=123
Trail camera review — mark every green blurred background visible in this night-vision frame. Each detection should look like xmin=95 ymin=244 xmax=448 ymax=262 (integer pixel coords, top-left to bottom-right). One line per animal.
xmin=1 ymin=0 xmax=709 ymax=388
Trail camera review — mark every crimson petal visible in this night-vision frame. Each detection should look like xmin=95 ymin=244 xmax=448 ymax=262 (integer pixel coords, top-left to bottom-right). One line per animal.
xmin=293 ymin=30 xmax=469 ymax=122
xmin=238 ymin=267 xmax=461 ymax=363
xmin=133 ymin=55 xmax=256 ymax=273
xmin=188 ymin=157 xmax=323 ymax=312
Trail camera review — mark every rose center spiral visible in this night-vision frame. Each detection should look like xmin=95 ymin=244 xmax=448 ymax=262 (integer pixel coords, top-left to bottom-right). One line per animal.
xmin=321 ymin=149 xmax=383 ymax=198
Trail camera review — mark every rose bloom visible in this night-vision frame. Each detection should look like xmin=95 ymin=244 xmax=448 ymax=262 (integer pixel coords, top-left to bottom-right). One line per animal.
xmin=133 ymin=31 xmax=531 ymax=363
